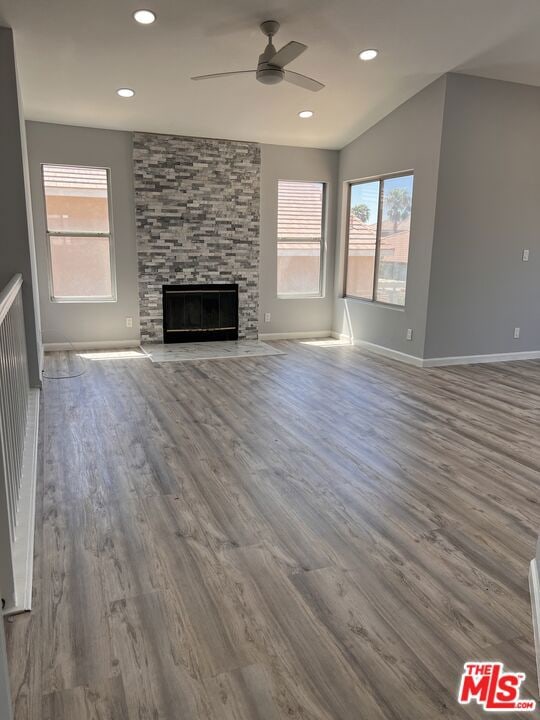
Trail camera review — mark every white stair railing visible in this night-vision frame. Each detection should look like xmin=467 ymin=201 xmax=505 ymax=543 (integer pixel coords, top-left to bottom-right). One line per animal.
xmin=530 ymin=551 xmax=540 ymax=695
xmin=0 ymin=274 xmax=39 ymax=614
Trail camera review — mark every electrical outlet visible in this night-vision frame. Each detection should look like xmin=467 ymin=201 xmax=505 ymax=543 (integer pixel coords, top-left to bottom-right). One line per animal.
xmin=126 ymin=317 xmax=133 ymax=328
xmin=264 ymin=312 xmax=271 ymax=323
xmin=406 ymin=328 xmax=413 ymax=341
xmin=514 ymin=327 xmax=520 ymax=339
xmin=522 ymin=249 xmax=530 ymax=262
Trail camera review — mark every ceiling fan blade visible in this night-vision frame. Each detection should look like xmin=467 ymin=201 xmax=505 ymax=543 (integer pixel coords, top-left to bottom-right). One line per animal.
xmin=191 ymin=70 xmax=256 ymax=81
xmin=269 ymin=41 xmax=307 ymax=68
xmin=283 ymin=70 xmax=324 ymax=92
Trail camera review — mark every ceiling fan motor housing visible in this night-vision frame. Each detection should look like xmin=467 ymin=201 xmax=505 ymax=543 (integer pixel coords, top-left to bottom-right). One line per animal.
xmin=256 ymin=66 xmax=284 ymax=85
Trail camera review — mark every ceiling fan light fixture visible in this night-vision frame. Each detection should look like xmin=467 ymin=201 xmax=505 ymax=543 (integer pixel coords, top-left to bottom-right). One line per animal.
xmin=298 ymin=110 xmax=313 ymax=118
xmin=117 ymin=87 xmax=135 ymax=97
xmin=256 ymin=68 xmax=284 ymax=85
xmin=359 ymin=48 xmax=378 ymax=61
xmin=133 ymin=9 xmax=156 ymax=24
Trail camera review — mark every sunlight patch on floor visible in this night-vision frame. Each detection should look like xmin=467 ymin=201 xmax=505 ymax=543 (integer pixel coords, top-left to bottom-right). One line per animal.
xmin=77 ymin=349 xmax=146 ymax=361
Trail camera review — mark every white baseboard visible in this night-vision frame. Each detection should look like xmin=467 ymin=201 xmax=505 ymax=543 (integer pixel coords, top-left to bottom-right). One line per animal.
xmin=331 ymin=332 xmax=540 ymax=368
xmin=422 ymin=349 xmax=540 ymax=367
xmin=529 ymin=559 xmax=540 ymax=696
xmin=355 ymin=339 xmax=423 ymax=367
xmin=4 ymin=388 xmax=40 ymax=616
xmin=332 ymin=333 xmax=423 ymax=367
xmin=39 ymin=342 xmax=45 ymax=377
xmin=43 ymin=336 xmax=540 ymax=367
xmin=43 ymin=339 xmax=140 ymax=352
xmin=258 ymin=330 xmax=332 ymax=341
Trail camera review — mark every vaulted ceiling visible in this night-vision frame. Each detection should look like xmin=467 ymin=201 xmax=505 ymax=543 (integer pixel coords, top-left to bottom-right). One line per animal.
xmin=2 ymin=0 xmax=540 ymax=149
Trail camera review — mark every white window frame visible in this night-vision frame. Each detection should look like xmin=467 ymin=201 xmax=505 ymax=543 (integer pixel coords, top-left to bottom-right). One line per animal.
xmin=277 ymin=180 xmax=327 ymax=299
xmin=42 ymin=163 xmax=117 ymax=303
xmin=344 ymin=170 xmax=414 ymax=308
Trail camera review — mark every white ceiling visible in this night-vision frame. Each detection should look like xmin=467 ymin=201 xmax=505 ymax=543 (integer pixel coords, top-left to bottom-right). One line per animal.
xmin=2 ymin=0 xmax=540 ymax=150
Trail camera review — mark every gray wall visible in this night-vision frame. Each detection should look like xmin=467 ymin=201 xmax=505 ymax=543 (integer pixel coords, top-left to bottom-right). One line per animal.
xmin=0 ymin=27 xmax=42 ymax=385
xmin=25 ymin=123 xmax=339 ymax=345
xmin=259 ymin=144 xmax=338 ymax=335
xmin=22 ymin=74 xmax=540 ymax=359
xmin=332 ymin=77 xmax=447 ymax=358
xmin=425 ymin=74 xmax=540 ymax=358
xmin=25 ymin=121 xmax=140 ymax=346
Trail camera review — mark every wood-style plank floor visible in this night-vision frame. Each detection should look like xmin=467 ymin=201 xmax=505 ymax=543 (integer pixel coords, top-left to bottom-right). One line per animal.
xmin=5 ymin=340 xmax=540 ymax=719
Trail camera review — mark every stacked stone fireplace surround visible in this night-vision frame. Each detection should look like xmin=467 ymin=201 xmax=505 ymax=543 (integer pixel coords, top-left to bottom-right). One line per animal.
xmin=134 ymin=132 xmax=261 ymax=343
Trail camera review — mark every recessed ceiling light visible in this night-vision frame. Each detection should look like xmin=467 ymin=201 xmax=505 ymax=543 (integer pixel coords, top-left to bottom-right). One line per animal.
xmin=359 ymin=48 xmax=378 ymax=61
xmin=133 ymin=9 xmax=156 ymax=24
xmin=298 ymin=110 xmax=314 ymax=119
xmin=117 ymin=88 xmax=135 ymax=98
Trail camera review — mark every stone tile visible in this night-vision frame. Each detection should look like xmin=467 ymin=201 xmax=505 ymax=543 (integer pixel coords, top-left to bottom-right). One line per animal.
xmin=140 ymin=340 xmax=284 ymax=363
xmin=134 ymin=133 xmax=261 ymax=343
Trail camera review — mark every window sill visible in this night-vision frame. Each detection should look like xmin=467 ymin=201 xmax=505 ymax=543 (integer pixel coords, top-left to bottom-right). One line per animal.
xmin=50 ymin=297 xmax=118 ymax=304
xmin=342 ymin=295 xmax=405 ymax=311
xmin=277 ymin=294 xmax=324 ymax=300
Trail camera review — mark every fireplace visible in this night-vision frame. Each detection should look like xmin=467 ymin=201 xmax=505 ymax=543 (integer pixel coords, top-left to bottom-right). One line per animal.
xmin=162 ymin=284 xmax=239 ymax=343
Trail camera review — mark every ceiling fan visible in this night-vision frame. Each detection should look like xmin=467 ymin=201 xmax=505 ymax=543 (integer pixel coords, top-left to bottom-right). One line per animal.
xmin=191 ymin=20 xmax=324 ymax=92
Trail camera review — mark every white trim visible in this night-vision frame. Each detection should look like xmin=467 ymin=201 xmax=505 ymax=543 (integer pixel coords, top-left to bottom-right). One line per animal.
xmin=39 ymin=342 xmax=45 ymax=377
xmin=529 ymin=559 xmax=540 ymax=696
xmin=422 ymin=350 xmax=540 ymax=367
xmin=43 ymin=339 xmax=140 ymax=352
xmin=50 ymin=296 xmax=117 ymax=304
xmin=3 ymin=388 xmax=40 ymax=616
xmin=338 ymin=336 xmax=424 ymax=367
xmin=330 ymin=332 xmax=540 ymax=368
xmin=0 ymin=274 xmax=22 ymax=327
xmin=277 ymin=294 xmax=324 ymax=300
xmin=355 ymin=339 xmax=423 ymax=367
xmin=42 ymin=164 xmax=118 ymax=304
xmin=277 ymin=179 xmax=327 ymax=300
xmin=258 ymin=330 xmax=332 ymax=341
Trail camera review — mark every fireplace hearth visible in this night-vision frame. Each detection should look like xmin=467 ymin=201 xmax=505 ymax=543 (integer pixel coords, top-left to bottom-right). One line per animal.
xmin=162 ymin=284 xmax=239 ymax=343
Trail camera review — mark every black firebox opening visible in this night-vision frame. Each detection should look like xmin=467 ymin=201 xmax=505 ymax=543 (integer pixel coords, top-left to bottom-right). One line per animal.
xmin=162 ymin=284 xmax=239 ymax=343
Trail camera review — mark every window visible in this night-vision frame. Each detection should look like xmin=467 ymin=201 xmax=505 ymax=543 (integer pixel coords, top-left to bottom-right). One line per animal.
xmin=345 ymin=172 xmax=414 ymax=306
xmin=277 ymin=180 xmax=325 ymax=297
xmin=42 ymin=164 xmax=116 ymax=302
